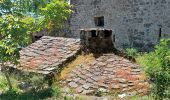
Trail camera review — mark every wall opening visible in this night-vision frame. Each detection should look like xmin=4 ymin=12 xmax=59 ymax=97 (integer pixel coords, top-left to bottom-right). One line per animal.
xmin=113 ymin=34 xmax=115 ymax=42
xmin=94 ymin=16 xmax=104 ymax=27
xmin=34 ymin=36 xmax=42 ymax=41
xmin=104 ymin=30 xmax=112 ymax=38
xmin=91 ymin=30 xmax=98 ymax=37
xmin=159 ymin=28 xmax=162 ymax=38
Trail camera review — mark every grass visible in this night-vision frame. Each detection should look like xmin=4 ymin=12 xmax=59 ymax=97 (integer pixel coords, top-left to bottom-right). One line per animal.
xmin=58 ymin=54 xmax=95 ymax=80
xmin=0 ymin=73 xmax=20 ymax=92
xmin=0 ymin=73 xmax=8 ymax=91
xmin=0 ymin=72 xmax=61 ymax=100
xmin=0 ymin=88 xmax=53 ymax=100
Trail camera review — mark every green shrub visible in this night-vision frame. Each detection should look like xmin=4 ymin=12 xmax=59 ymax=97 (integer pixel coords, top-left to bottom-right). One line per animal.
xmin=124 ymin=48 xmax=138 ymax=60
xmin=52 ymin=86 xmax=61 ymax=98
xmin=64 ymin=96 xmax=74 ymax=100
xmin=0 ymin=73 xmax=19 ymax=92
xmin=0 ymin=88 xmax=53 ymax=100
xmin=29 ymin=75 xmax=47 ymax=90
xmin=137 ymin=39 xmax=170 ymax=100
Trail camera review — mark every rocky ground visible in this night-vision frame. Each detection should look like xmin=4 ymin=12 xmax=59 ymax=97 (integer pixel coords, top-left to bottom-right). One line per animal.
xmin=60 ymin=54 xmax=150 ymax=97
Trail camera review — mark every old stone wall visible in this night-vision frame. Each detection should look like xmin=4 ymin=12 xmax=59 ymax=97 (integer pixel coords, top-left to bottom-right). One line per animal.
xmin=70 ymin=0 xmax=170 ymax=51
xmin=80 ymin=29 xmax=114 ymax=53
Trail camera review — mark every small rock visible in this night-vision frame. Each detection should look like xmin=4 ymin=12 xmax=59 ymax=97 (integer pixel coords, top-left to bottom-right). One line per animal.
xmin=92 ymin=76 xmax=100 ymax=81
xmin=112 ymin=85 xmax=120 ymax=89
xmin=102 ymin=98 xmax=109 ymax=100
xmin=107 ymin=58 xmax=115 ymax=62
xmin=18 ymin=82 xmax=32 ymax=90
xmin=83 ymin=83 xmax=92 ymax=90
xmin=138 ymin=89 xmax=144 ymax=93
xmin=131 ymin=65 xmax=138 ymax=69
xmin=132 ymin=69 xmax=141 ymax=72
xmin=99 ymin=88 xmax=107 ymax=92
xmin=44 ymin=67 xmax=56 ymax=71
xmin=76 ymin=86 xmax=84 ymax=93
xmin=82 ymin=90 xmax=95 ymax=95
xmin=62 ymin=87 xmax=70 ymax=93
xmin=68 ymin=82 xmax=78 ymax=88
xmin=86 ymin=73 xmax=93 ymax=77
xmin=100 ymin=84 xmax=109 ymax=89
xmin=119 ymin=79 xmax=127 ymax=83
xmin=106 ymin=64 xmax=113 ymax=68
xmin=98 ymin=62 xmax=106 ymax=66
xmin=94 ymin=72 xmax=101 ymax=75
xmin=66 ymin=79 xmax=72 ymax=82
xmin=128 ymin=83 xmax=135 ymax=86
xmin=127 ymin=91 xmax=137 ymax=96
xmin=90 ymin=61 xmax=97 ymax=66
xmin=79 ymin=74 xmax=86 ymax=79
xmin=61 ymin=81 xmax=66 ymax=84
xmin=121 ymin=84 xmax=128 ymax=88
xmin=131 ymin=72 xmax=139 ymax=75
xmin=87 ymin=78 xmax=94 ymax=83
xmin=122 ymin=88 xmax=128 ymax=92
xmin=118 ymin=93 xmax=126 ymax=98
xmin=79 ymin=79 xmax=86 ymax=85
xmin=73 ymin=78 xmax=80 ymax=82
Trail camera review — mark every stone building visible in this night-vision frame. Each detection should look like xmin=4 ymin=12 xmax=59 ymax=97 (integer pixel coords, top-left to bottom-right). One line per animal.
xmin=69 ymin=0 xmax=170 ymax=51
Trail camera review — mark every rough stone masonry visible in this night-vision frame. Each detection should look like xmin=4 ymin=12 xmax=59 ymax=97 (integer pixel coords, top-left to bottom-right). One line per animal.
xmin=69 ymin=0 xmax=170 ymax=51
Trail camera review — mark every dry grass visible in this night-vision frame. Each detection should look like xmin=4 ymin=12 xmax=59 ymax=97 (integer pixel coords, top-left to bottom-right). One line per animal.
xmin=59 ymin=54 xmax=96 ymax=80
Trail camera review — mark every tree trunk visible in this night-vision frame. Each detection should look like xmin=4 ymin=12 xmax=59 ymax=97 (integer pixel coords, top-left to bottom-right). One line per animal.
xmin=2 ymin=63 xmax=12 ymax=90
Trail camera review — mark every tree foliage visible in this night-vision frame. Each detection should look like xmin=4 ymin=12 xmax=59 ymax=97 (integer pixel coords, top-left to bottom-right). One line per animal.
xmin=0 ymin=0 xmax=50 ymax=15
xmin=137 ymin=39 xmax=170 ymax=99
xmin=40 ymin=0 xmax=72 ymax=31
xmin=0 ymin=0 xmax=72 ymax=90
xmin=0 ymin=15 xmax=33 ymax=64
xmin=0 ymin=0 xmax=72 ymax=64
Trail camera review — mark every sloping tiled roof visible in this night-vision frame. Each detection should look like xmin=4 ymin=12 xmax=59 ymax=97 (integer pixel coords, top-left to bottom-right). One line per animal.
xmin=63 ymin=54 xmax=149 ymax=95
xmin=19 ymin=36 xmax=80 ymax=75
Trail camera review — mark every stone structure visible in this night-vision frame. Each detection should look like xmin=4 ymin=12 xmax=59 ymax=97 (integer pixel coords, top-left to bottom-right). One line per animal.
xmin=19 ymin=36 xmax=80 ymax=75
xmin=69 ymin=0 xmax=170 ymax=51
xmin=80 ymin=28 xmax=114 ymax=53
xmin=62 ymin=54 xmax=149 ymax=95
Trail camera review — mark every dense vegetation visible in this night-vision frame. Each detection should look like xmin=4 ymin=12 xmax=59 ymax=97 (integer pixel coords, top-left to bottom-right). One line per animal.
xmin=137 ymin=39 xmax=170 ymax=100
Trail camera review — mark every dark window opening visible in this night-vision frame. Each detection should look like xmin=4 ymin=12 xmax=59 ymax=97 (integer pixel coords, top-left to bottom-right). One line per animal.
xmin=113 ymin=35 xmax=115 ymax=42
xmin=91 ymin=30 xmax=97 ymax=37
xmin=104 ymin=30 xmax=112 ymax=38
xmin=34 ymin=36 xmax=42 ymax=40
xmin=159 ymin=28 xmax=162 ymax=38
xmin=94 ymin=16 xmax=104 ymax=27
